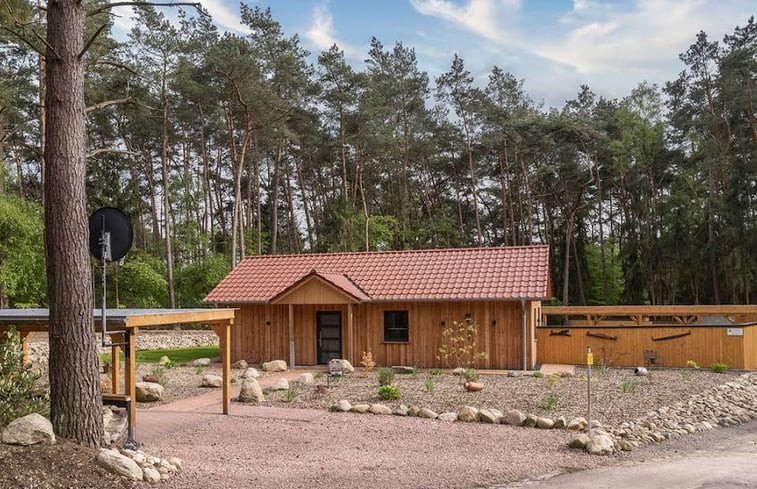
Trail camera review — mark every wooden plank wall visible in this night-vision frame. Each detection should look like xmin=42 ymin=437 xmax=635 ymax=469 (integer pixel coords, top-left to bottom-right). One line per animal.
xmin=535 ymin=325 xmax=755 ymax=369
xmin=232 ymin=301 xmax=534 ymax=370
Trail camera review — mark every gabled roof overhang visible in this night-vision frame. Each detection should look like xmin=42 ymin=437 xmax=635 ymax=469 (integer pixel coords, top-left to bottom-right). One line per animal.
xmin=269 ymin=269 xmax=370 ymax=305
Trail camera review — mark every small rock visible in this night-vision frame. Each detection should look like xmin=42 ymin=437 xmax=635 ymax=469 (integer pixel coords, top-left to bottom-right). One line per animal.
xmin=232 ymin=360 xmax=248 ymax=369
xmin=634 ymin=366 xmax=649 ymax=376
xmin=393 ymin=405 xmax=409 ymax=416
xmin=369 ymin=404 xmax=392 ymax=415
xmin=332 ymin=400 xmax=352 ymax=412
xmin=157 ymin=356 xmax=170 ymax=366
xmin=479 ymin=409 xmax=500 ymax=424
xmin=536 ymin=417 xmax=555 ymax=429
xmin=351 ymin=404 xmax=370 ymax=413
xmin=1 ymin=413 xmax=56 ymax=446
xmin=587 ymin=433 xmax=615 ymax=455
xmin=136 ymin=382 xmax=164 ymax=402
xmin=97 ymin=449 xmax=143 ymax=481
xmin=452 ymin=367 xmax=466 ymax=376
xmin=568 ymin=434 xmax=590 ymax=449
xmin=262 ymin=360 xmax=288 ymax=372
xmin=525 ymin=414 xmax=538 ymax=427
xmin=238 ymin=379 xmax=265 ymax=403
xmin=241 ymin=368 xmax=260 ymax=379
xmin=408 ymin=406 xmax=421 ymax=417
xmin=142 ymin=373 xmax=159 ymax=383
xmin=418 ymin=408 xmax=438 ymax=419
xmin=299 ymin=373 xmax=315 ymax=384
xmin=567 ymin=417 xmax=588 ymax=431
xmin=132 ymin=453 xmax=146 ymax=465
xmin=142 ymin=465 xmax=161 ymax=484
xmin=167 ymin=457 xmax=183 ymax=470
xmin=617 ymin=439 xmax=634 ymax=451
xmin=507 ymin=370 xmax=523 ymax=377
xmin=504 ymin=409 xmax=527 ymax=426
xmin=193 ymin=358 xmax=211 ymax=367
xmin=269 ymin=378 xmax=290 ymax=391
xmin=438 ymin=412 xmax=458 ymax=422
xmin=458 ymin=406 xmax=479 ymax=422
xmin=201 ymin=374 xmax=223 ymax=388
xmin=554 ymin=416 xmax=567 ymax=429
xmin=392 ymin=366 xmax=415 ymax=375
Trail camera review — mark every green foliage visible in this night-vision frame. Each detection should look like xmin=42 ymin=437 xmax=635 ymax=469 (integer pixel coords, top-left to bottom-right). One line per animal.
xmin=685 ymin=360 xmax=700 ymax=369
xmin=531 ymin=371 xmax=543 ymax=378
xmin=0 ymin=329 xmax=48 ymax=426
xmin=462 ymin=368 xmax=479 ymax=382
xmin=377 ymin=385 xmax=401 ymax=400
xmin=710 ymin=362 xmax=728 ymax=374
xmin=151 ymin=366 xmax=169 ymax=386
xmin=377 ymin=367 xmax=395 ymax=386
xmin=429 ymin=368 xmax=443 ymax=376
xmin=285 ymin=385 xmax=298 ymax=402
xmin=546 ymin=374 xmax=560 ymax=388
xmin=117 ymin=252 xmax=168 ymax=308
xmin=621 ymin=378 xmax=639 ymax=393
xmin=0 ymin=195 xmax=46 ymax=307
xmin=194 ymin=366 xmax=206 ymax=375
xmin=584 ymin=242 xmax=624 ymax=305
xmin=436 ymin=320 xmax=487 ymax=370
xmin=174 ymin=254 xmax=231 ymax=307
xmin=102 ymin=346 xmax=219 ymax=365
xmin=542 ymin=392 xmax=559 ymax=411
xmin=424 ymin=377 xmax=435 ymax=394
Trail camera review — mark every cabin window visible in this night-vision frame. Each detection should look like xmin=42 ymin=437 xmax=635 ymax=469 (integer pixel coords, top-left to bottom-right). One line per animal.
xmin=384 ymin=310 xmax=409 ymax=342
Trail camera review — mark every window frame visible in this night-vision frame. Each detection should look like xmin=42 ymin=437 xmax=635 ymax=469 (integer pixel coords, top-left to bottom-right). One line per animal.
xmin=383 ymin=310 xmax=409 ymax=343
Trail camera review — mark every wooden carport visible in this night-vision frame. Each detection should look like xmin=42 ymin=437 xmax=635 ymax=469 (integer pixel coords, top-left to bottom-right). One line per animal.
xmin=0 ymin=308 xmax=235 ymax=441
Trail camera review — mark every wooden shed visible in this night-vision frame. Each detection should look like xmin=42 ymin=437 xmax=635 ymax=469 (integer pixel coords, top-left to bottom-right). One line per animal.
xmin=204 ymin=246 xmax=551 ymax=370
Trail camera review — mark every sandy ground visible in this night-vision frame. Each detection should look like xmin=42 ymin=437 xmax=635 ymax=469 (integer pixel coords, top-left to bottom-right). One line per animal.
xmin=139 ymin=409 xmax=617 ymax=489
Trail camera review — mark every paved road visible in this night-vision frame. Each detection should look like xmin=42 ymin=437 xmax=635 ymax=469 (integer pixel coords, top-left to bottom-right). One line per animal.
xmin=499 ymin=422 xmax=757 ymax=489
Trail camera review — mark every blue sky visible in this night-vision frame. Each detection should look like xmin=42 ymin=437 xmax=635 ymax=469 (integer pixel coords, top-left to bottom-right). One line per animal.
xmin=112 ymin=0 xmax=756 ymax=108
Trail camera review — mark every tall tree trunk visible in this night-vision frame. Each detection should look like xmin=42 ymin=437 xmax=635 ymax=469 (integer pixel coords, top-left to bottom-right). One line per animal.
xmin=13 ymin=143 xmax=25 ymax=198
xmin=44 ymin=0 xmax=103 ymax=447
xmin=596 ymin=164 xmax=608 ymax=303
xmin=38 ymin=0 xmax=46 ymax=205
xmin=160 ymin=61 xmax=175 ymax=308
xmin=707 ymin=166 xmax=720 ymax=304
xmin=270 ymin=142 xmax=284 ymax=254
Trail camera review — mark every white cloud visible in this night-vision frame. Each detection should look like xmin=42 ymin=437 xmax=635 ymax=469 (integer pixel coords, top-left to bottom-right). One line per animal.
xmin=536 ymin=0 xmax=753 ymax=74
xmin=201 ymin=0 xmax=248 ymax=33
xmin=409 ymin=0 xmax=521 ymax=43
xmin=304 ymin=3 xmax=363 ymax=59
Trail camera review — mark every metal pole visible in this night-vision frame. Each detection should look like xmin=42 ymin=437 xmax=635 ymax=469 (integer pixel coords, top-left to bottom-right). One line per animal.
xmin=101 ymin=217 xmax=108 ymax=347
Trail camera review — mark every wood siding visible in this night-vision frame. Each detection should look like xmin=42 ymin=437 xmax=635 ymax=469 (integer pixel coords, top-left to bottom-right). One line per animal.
xmin=231 ymin=301 xmax=538 ymax=369
xmin=535 ymin=325 xmax=757 ymax=369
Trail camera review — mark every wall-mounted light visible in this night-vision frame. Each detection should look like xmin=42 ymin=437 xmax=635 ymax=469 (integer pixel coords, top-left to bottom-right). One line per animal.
xmin=265 ymin=320 xmax=271 ymax=326
xmin=491 ymin=319 xmax=497 ymax=327
xmin=465 ymin=313 xmax=473 ymax=323
xmin=440 ymin=320 xmax=446 ymax=326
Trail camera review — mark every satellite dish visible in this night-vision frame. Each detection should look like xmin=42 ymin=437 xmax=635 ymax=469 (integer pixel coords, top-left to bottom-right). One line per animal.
xmin=88 ymin=207 xmax=133 ymax=262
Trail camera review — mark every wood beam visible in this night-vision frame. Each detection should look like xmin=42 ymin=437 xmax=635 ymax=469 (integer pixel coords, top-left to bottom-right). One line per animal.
xmin=288 ymin=304 xmax=295 ymax=368
xmin=347 ymin=303 xmax=354 ymax=364
xmin=124 ymin=328 xmax=137 ymax=433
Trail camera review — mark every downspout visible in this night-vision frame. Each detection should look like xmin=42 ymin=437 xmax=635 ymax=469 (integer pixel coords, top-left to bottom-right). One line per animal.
xmin=521 ymin=298 xmax=527 ymax=371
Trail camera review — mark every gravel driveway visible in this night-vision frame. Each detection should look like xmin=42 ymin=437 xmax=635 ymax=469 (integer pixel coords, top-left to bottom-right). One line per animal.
xmin=139 ymin=410 xmax=618 ymax=489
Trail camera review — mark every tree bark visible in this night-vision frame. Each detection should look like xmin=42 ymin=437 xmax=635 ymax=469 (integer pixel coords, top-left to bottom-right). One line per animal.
xmin=44 ymin=0 xmax=103 ymax=447
xmin=160 ymin=59 xmax=175 ymax=308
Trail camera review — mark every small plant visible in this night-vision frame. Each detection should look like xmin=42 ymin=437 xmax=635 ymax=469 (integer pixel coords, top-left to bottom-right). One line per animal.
xmin=621 ymin=378 xmax=639 ymax=393
xmin=378 ymin=385 xmax=401 ymax=400
xmin=194 ymin=365 xmax=206 ymax=375
xmin=163 ymin=358 xmax=176 ymax=369
xmin=462 ymin=368 xmax=479 ymax=382
xmin=542 ymin=392 xmax=559 ymax=410
xmin=429 ymin=368 xmax=443 ymax=376
xmin=681 ymin=359 xmax=700 ymax=381
xmin=285 ymin=385 xmax=299 ymax=402
xmin=546 ymin=373 xmax=560 ymax=388
xmin=411 ymin=366 xmax=421 ymax=379
xmin=424 ymin=377 xmax=435 ymax=394
xmin=0 ymin=328 xmax=48 ymax=426
xmin=436 ymin=320 xmax=487 ymax=369
xmin=360 ymin=351 xmax=376 ymax=377
xmin=314 ymin=372 xmax=324 ymax=379
xmin=378 ymin=367 xmax=395 ymax=386
xmin=711 ymin=362 xmax=728 ymax=373
xmin=531 ymin=371 xmax=543 ymax=378
xmin=151 ymin=366 xmax=169 ymax=386
xmin=686 ymin=360 xmax=700 ymax=369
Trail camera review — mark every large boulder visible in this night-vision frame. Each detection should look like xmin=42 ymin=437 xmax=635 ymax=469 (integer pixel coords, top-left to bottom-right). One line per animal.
xmin=340 ymin=360 xmax=355 ymax=374
xmin=351 ymin=404 xmax=370 ymax=413
xmin=97 ymin=449 xmax=143 ymax=481
xmin=299 ymin=373 xmax=315 ymax=384
xmin=567 ymin=417 xmax=588 ymax=431
xmin=536 ymin=417 xmax=555 ymax=429
xmin=201 ymin=374 xmax=222 ymax=388
xmin=369 ymin=404 xmax=392 ymax=415
xmin=392 ymin=366 xmax=415 ymax=375
xmin=418 ymin=408 xmax=438 ymax=419
xmin=478 ymin=409 xmax=500 ymax=424
xmin=135 ymin=382 xmax=164 ymax=402
xmin=262 ymin=360 xmax=287 ymax=372
xmin=504 ymin=409 xmax=527 ymax=426
xmin=587 ymin=432 xmax=616 ymax=455
xmin=568 ymin=434 xmax=591 ymax=449
xmin=232 ymin=360 xmax=248 ymax=369
xmin=1 ymin=413 xmax=55 ymax=446
xmin=331 ymin=400 xmax=352 ymax=412
xmin=142 ymin=465 xmax=161 ymax=484
xmin=270 ymin=378 xmax=290 ymax=391
xmin=238 ymin=379 xmax=265 ymax=403
xmin=438 ymin=412 xmax=458 ymax=422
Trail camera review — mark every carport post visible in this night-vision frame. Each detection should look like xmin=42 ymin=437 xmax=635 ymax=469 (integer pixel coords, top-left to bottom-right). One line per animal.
xmin=288 ymin=304 xmax=295 ymax=368
xmin=521 ymin=299 xmax=527 ymax=371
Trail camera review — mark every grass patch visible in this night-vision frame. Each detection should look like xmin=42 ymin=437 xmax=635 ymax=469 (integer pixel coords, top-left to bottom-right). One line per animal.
xmin=99 ymin=346 xmax=220 ymax=365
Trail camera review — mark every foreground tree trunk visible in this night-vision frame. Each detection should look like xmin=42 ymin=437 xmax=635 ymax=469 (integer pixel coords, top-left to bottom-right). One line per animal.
xmin=44 ymin=0 xmax=103 ymax=447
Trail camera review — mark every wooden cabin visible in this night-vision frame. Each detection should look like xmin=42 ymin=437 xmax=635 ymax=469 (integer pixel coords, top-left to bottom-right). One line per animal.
xmin=204 ymin=246 xmax=551 ymax=370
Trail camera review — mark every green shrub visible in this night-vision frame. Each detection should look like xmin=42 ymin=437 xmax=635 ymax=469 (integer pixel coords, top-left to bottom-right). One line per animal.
xmin=378 ymin=367 xmax=395 ymax=386
xmin=621 ymin=378 xmax=639 ymax=393
xmin=424 ymin=377 xmax=435 ymax=394
xmin=286 ymin=386 xmax=298 ymax=402
xmin=711 ymin=362 xmax=728 ymax=373
xmin=462 ymin=368 xmax=479 ymax=382
xmin=428 ymin=368 xmax=443 ymax=376
xmin=378 ymin=385 xmax=401 ymax=400
xmin=194 ymin=366 xmax=206 ymax=375
xmin=0 ymin=328 xmax=48 ymax=426
xmin=531 ymin=371 xmax=543 ymax=378
xmin=542 ymin=392 xmax=559 ymax=410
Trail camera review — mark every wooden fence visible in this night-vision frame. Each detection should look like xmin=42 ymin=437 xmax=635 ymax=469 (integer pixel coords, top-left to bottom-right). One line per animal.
xmin=537 ymin=306 xmax=757 ymax=369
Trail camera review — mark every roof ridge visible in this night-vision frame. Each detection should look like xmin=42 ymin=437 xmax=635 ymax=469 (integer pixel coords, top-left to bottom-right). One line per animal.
xmin=239 ymin=245 xmax=549 ymax=262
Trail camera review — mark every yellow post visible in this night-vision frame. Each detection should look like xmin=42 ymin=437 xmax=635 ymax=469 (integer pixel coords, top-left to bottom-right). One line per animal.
xmin=111 ymin=339 xmax=121 ymax=394
xmin=125 ymin=328 xmax=137 ymax=431
xmin=211 ymin=322 xmax=232 ymax=415
xmin=20 ymin=332 xmax=29 ymax=366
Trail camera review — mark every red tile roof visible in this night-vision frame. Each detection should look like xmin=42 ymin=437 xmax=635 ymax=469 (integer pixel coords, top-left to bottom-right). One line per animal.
xmin=204 ymin=246 xmax=551 ymax=304
xmin=269 ymin=270 xmax=371 ymax=303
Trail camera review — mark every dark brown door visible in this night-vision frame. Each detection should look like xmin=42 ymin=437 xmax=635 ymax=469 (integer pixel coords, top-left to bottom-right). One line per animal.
xmin=317 ymin=311 xmax=342 ymax=364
